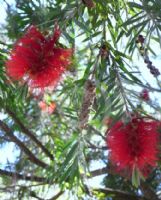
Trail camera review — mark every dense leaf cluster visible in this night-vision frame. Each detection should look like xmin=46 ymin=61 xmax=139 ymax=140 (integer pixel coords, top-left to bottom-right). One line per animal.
xmin=0 ymin=0 xmax=161 ymax=199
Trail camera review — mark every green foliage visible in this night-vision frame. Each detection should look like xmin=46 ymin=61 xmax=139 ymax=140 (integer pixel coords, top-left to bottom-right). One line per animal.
xmin=0 ymin=0 xmax=161 ymax=199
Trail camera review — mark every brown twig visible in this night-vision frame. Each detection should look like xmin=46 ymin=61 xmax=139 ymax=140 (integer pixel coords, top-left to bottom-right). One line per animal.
xmin=5 ymin=107 xmax=54 ymax=160
xmin=87 ymin=125 xmax=106 ymax=140
xmin=87 ymin=141 xmax=107 ymax=150
xmin=29 ymin=190 xmax=64 ymax=200
xmin=0 ymin=169 xmax=46 ymax=182
xmin=0 ymin=120 xmax=48 ymax=168
xmin=90 ymin=166 xmax=108 ymax=177
xmin=93 ymin=187 xmax=146 ymax=200
xmin=47 ymin=191 xmax=64 ymax=200
xmin=90 ymin=167 xmax=159 ymax=200
xmin=140 ymin=182 xmax=160 ymax=200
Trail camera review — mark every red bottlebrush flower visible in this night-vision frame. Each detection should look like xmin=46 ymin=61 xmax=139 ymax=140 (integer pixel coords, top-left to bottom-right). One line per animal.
xmin=140 ymin=89 xmax=150 ymax=101
xmin=38 ymin=101 xmax=56 ymax=114
xmin=106 ymin=117 xmax=159 ymax=178
xmin=6 ymin=24 xmax=72 ymax=89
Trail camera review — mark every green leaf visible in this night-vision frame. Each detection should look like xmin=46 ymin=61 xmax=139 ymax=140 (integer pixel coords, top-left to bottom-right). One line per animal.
xmin=122 ymin=12 xmax=145 ymax=28
xmin=131 ymin=166 xmax=145 ymax=188
xmin=128 ymin=2 xmax=143 ymax=9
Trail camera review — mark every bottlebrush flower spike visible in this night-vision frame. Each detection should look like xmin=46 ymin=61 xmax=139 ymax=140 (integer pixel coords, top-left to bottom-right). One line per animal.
xmin=79 ymin=80 xmax=96 ymax=129
xmin=6 ymin=24 xmax=72 ymax=89
xmin=106 ymin=117 xmax=159 ymax=178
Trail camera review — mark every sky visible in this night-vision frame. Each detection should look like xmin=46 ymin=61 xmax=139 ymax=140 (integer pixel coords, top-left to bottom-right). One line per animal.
xmin=0 ymin=0 xmax=16 ymax=167
xmin=0 ymin=1 xmax=7 ymax=23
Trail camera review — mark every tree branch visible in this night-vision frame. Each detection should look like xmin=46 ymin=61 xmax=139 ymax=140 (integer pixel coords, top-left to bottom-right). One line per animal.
xmin=87 ymin=141 xmax=107 ymax=150
xmin=90 ymin=166 xmax=109 ymax=177
xmin=0 ymin=168 xmax=63 ymax=199
xmin=87 ymin=125 xmax=106 ymax=140
xmin=0 ymin=120 xmax=48 ymax=168
xmin=93 ymin=187 xmax=146 ymax=200
xmin=47 ymin=191 xmax=64 ymax=200
xmin=140 ymin=182 xmax=160 ymax=200
xmin=29 ymin=190 xmax=64 ymax=200
xmin=29 ymin=191 xmax=43 ymax=200
xmin=0 ymin=169 xmax=46 ymax=183
xmin=90 ymin=167 xmax=159 ymax=200
xmin=5 ymin=107 xmax=54 ymax=160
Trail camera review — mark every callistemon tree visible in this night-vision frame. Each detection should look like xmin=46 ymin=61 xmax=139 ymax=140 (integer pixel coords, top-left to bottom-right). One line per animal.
xmin=0 ymin=0 xmax=161 ymax=199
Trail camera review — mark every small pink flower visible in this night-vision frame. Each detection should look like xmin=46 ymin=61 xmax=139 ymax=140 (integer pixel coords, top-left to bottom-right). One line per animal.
xmin=38 ymin=101 xmax=56 ymax=114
